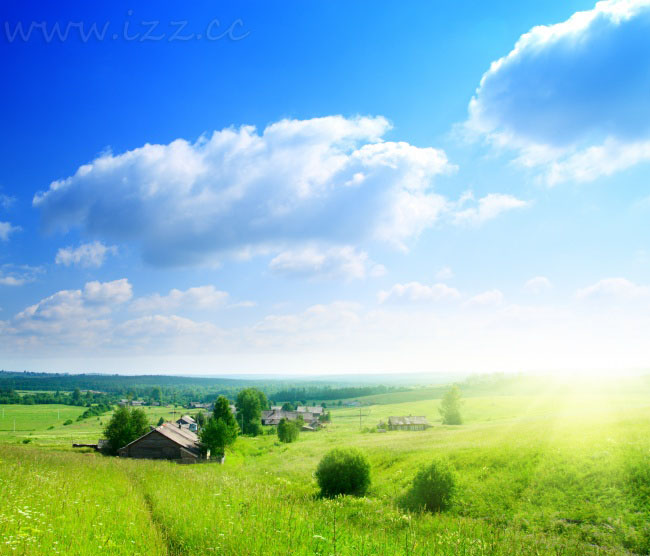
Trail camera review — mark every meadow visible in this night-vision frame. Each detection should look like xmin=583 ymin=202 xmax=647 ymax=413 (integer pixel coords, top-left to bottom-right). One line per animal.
xmin=1 ymin=377 xmax=649 ymax=555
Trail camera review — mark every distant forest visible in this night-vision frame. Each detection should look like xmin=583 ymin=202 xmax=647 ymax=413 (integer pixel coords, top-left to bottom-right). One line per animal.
xmin=0 ymin=371 xmax=406 ymax=406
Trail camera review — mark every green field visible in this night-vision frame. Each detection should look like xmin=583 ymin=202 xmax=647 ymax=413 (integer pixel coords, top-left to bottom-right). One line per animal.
xmin=1 ymin=378 xmax=650 ymax=555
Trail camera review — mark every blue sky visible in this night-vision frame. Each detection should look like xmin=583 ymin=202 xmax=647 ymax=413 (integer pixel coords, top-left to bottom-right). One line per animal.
xmin=1 ymin=0 xmax=650 ymax=375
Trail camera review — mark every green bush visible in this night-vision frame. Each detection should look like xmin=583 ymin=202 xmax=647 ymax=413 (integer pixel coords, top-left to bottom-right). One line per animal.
xmin=277 ymin=418 xmax=299 ymax=443
xmin=400 ymin=459 xmax=457 ymax=513
xmin=63 ymin=419 xmax=73 ymax=426
xmin=315 ymin=448 xmax=371 ymax=497
xmin=22 ymin=438 xmax=32 ymax=444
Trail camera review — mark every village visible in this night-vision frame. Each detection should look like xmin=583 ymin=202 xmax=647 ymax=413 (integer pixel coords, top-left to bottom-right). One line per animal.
xmin=99 ymin=397 xmax=433 ymax=463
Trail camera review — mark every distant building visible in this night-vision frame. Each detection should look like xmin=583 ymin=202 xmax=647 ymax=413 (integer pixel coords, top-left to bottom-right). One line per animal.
xmin=176 ymin=415 xmax=197 ymax=432
xmin=386 ymin=416 xmax=431 ymax=431
xmin=261 ymin=409 xmax=321 ymax=430
xmin=296 ymin=406 xmax=324 ymax=416
xmin=118 ymin=422 xmax=202 ymax=462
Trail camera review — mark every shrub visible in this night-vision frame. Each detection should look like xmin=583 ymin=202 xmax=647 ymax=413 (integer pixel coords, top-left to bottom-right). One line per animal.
xmin=400 ymin=459 xmax=457 ymax=513
xmin=63 ymin=419 xmax=73 ymax=426
xmin=315 ymin=448 xmax=371 ymax=497
xmin=102 ymin=407 xmax=150 ymax=454
xmin=277 ymin=418 xmax=299 ymax=443
xmin=22 ymin=438 xmax=32 ymax=444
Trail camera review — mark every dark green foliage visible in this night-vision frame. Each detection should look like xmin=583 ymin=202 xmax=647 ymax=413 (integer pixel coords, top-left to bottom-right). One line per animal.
xmin=439 ymin=385 xmax=462 ymax=425
xmin=103 ymin=407 xmax=149 ymax=455
xmin=277 ymin=418 xmax=299 ymax=443
xmin=236 ymin=388 xmax=265 ymax=436
xmin=213 ymin=396 xmax=237 ymax=431
xmin=22 ymin=438 xmax=31 ymax=444
xmin=77 ymin=403 xmax=112 ymax=421
xmin=200 ymin=417 xmax=237 ymax=458
xmin=195 ymin=411 xmax=206 ymax=427
xmin=315 ymin=448 xmax=371 ymax=497
xmin=319 ymin=411 xmax=331 ymax=423
xmin=400 ymin=459 xmax=457 ymax=513
xmin=63 ymin=419 xmax=73 ymax=426
xmin=281 ymin=402 xmax=295 ymax=411
xmin=72 ymin=388 xmax=82 ymax=402
xmin=156 ymin=417 xmax=165 ymax=426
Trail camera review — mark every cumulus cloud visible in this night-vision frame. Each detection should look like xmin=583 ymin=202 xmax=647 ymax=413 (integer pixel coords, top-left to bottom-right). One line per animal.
xmin=34 ymin=116 xmax=457 ymax=266
xmin=464 ymin=289 xmax=504 ymax=307
xmin=378 ymin=281 xmax=461 ymax=304
xmin=576 ymin=277 xmax=650 ymax=300
xmin=467 ymin=0 xmax=650 ymax=183
xmin=55 ymin=241 xmax=118 ymax=268
xmin=524 ymin=276 xmax=552 ymax=294
xmin=131 ymin=285 xmax=229 ymax=313
xmin=453 ymin=193 xmax=529 ymax=226
xmin=0 ymin=221 xmax=20 ymax=241
xmin=269 ymin=245 xmax=385 ymax=280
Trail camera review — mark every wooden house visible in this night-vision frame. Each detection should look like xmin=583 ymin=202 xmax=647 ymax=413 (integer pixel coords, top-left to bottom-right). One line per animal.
xmin=176 ymin=415 xmax=197 ymax=431
xmin=261 ymin=409 xmax=321 ymax=430
xmin=118 ymin=422 xmax=202 ymax=462
xmin=387 ymin=416 xmax=431 ymax=431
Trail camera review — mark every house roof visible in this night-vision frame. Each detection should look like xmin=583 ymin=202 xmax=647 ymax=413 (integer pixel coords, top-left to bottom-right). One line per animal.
xmin=297 ymin=406 xmax=324 ymax=414
xmin=388 ymin=416 xmax=430 ymax=426
xmin=119 ymin=422 xmax=201 ymax=456
xmin=177 ymin=415 xmax=196 ymax=424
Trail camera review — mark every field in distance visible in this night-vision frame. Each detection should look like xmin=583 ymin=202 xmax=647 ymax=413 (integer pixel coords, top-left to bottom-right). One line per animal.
xmin=1 ymin=376 xmax=649 ymax=555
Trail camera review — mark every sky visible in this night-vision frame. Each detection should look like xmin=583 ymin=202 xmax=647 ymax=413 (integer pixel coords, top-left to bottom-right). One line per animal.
xmin=1 ymin=0 xmax=650 ymax=376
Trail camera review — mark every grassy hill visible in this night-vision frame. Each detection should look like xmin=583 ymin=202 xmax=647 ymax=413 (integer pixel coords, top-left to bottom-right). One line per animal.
xmin=1 ymin=377 xmax=649 ymax=555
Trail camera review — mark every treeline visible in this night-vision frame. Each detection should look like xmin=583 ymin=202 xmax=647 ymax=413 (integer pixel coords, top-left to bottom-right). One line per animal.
xmin=270 ymin=384 xmax=404 ymax=403
xmin=0 ymin=388 xmax=105 ymax=406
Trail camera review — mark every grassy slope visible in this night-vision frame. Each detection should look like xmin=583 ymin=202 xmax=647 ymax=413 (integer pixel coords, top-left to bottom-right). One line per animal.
xmin=1 ymin=380 xmax=649 ymax=555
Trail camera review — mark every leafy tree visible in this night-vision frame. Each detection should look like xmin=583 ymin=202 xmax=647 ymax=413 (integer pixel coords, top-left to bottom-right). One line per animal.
xmin=152 ymin=386 xmax=163 ymax=403
xmin=319 ymin=411 xmax=332 ymax=423
xmin=439 ymin=385 xmax=462 ymax=425
xmin=157 ymin=416 xmax=165 ymax=426
xmin=315 ymin=448 xmax=371 ymax=497
xmin=103 ymin=407 xmax=150 ymax=454
xmin=72 ymin=387 xmax=82 ymax=403
xmin=200 ymin=417 xmax=237 ymax=458
xmin=213 ymin=395 xmax=237 ymax=430
xmin=400 ymin=459 xmax=457 ymax=513
xmin=277 ymin=418 xmax=299 ymax=443
xmin=281 ymin=402 xmax=295 ymax=411
xmin=195 ymin=411 xmax=206 ymax=428
xmin=236 ymin=388 xmax=264 ymax=436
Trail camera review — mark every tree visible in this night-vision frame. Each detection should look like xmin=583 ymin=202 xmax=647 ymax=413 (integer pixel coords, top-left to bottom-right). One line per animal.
xmin=315 ymin=448 xmax=371 ymax=497
xmin=277 ymin=418 xmax=299 ymax=443
xmin=281 ymin=402 xmax=295 ymax=411
xmin=152 ymin=386 xmax=163 ymax=404
xmin=195 ymin=411 xmax=206 ymax=428
xmin=103 ymin=407 xmax=150 ymax=454
xmin=439 ymin=385 xmax=462 ymax=425
xmin=236 ymin=388 xmax=265 ymax=436
xmin=200 ymin=417 xmax=237 ymax=458
xmin=213 ymin=395 xmax=238 ymax=431
xmin=156 ymin=416 xmax=165 ymax=426
xmin=72 ymin=387 xmax=82 ymax=403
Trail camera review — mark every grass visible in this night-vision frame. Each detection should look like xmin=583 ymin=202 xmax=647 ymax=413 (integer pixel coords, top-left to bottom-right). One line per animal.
xmin=1 ymin=377 xmax=649 ymax=554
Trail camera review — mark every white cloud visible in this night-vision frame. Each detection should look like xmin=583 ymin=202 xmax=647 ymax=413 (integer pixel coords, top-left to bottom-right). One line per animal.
xmin=0 ymin=194 xmax=15 ymax=210
xmin=34 ymin=116 xmax=456 ymax=266
xmin=467 ymin=0 xmax=650 ymax=183
xmin=453 ymin=193 xmax=529 ymax=226
xmin=55 ymin=241 xmax=118 ymax=268
xmin=269 ymin=245 xmax=385 ymax=280
xmin=131 ymin=286 xmax=229 ymax=313
xmin=0 ymin=265 xmax=42 ymax=287
xmin=576 ymin=277 xmax=650 ymax=300
xmin=464 ymin=289 xmax=504 ymax=307
xmin=524 ymin=276 xmax=552 ymax=294
xmin=378 ymin=281 xmax=461 ymax=304
xmin=435 ymin=266 xmax=454 ymax=281
xmin=0 ymin=221 xmax=20 ymax=241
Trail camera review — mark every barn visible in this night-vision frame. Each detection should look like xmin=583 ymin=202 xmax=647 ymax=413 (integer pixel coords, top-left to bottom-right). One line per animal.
xmin=387 ymin=416 xmax=431 ymax=431
xmin=118 ymin=422 xmax=202 ymax=462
